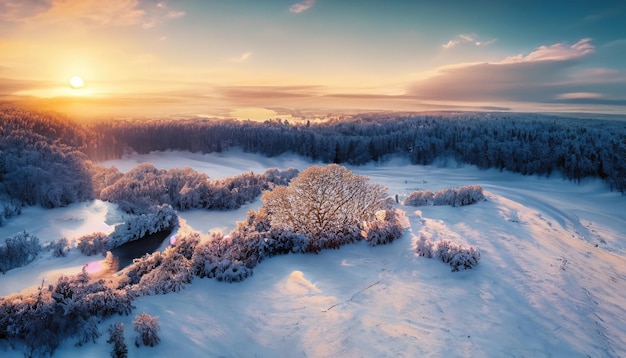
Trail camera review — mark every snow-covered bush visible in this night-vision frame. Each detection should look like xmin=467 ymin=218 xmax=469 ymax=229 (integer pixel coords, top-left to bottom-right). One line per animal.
xmin=415 ymin=236 xmax=480 ymax=271
xmin=107 ymin=204 xmax=178 ymax=250
xmin=170 ymin=233 xmax=200 ymax=260
xmin=406 ymin=185 xmax=484 ymax=207
xmin=191 ymin=233 xmax=254 ymax=282
xmin=415 ymin=234 xmax=435 ymax=258
xmin=259 ymin=229 xmax=308 ymax=257
xmin=77 ymin=232 xmax=109 ymax=256
xmin=133 ymin=313 xmax=160 ymax=347
xmin=403 ymin=190 xmax=434 ymax=206
xmin=0 ymin=232 xmax=41 ymax=273
xmin=49 ymin=237 xmax=70 ymax=257
xmin=0 ymin=267 xmax=136 ymax=357
xmin=454 ymin=185 xmax=485 ymax=207
xmin=435 ymin=240 xmax=481 ymax=271
xmin=107 ymin=322 xmax=128 ymax=358
xmin=363 ymin=210 xmax=404 ymax=246
xmin=136 ymin=250 xmax=194 ymax=294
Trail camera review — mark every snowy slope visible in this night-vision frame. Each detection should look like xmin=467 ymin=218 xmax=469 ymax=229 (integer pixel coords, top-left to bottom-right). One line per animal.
xmin=2 ymin=150 xmax=625 ymax=357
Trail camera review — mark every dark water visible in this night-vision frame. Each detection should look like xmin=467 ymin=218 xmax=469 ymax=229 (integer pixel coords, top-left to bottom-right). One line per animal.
xmin=111 ymin=229 xmax=172 ymax=269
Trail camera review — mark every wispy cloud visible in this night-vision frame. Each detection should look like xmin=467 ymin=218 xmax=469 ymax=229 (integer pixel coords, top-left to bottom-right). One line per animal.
xmin=442 ymin=39 xmax=461 ymax=49
xmin=231 ymin=52 xmax=252 ymax=63
xmin=0 ymin=0 xmax=49 ymax=21
xmin=442 ymin=33 xmax=496 ymax=49
xmin=290 ymin=0 xmax=315 ymax=14
xmin=555 ymin=92 xmax=603 ymax=100
xmin=501 ymin=38 xmax=594 ymax=63
xmin=0 ymin=0 xmax=185 ymax=27
xmin=33 ymin=0 xmax=146 ymax=26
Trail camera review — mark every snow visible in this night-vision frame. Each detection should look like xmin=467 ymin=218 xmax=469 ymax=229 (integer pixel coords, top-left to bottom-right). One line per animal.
xmin=2 ymin=150 xmax=625 ymax=357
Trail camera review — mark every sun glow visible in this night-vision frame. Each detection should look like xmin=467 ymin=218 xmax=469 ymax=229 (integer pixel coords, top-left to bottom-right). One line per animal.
xmin=69 ymin=76 xmax=84 ymax=89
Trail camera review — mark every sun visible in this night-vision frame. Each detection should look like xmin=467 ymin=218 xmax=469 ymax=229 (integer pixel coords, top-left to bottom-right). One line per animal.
xmin=69 ymin=75 xmax=84 ymax=89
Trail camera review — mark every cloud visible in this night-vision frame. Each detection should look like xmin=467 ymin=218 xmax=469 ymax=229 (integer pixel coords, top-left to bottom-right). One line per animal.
xmin=1 ymin=0 xmax=184 ymax=27
xmin=231 ymin=52 xmax=252 ymax=63
xmin=290 ymin=0 xmax=315 ymax=13
xmin=0 ymin=0 xmax=51 ymax=21
xmin=32 ymin=0 xmax=146 ymax=26
xmin=555 ymin=92 xmax=603 ymax=100
xmin=410 ymin=38 xmax=625 ymax=107
xmin=442 ymin=40 xmax=461 ymax=49
xmin=501 ymin=38 xmax=594 ymax=63
xmin=442 ymin=33 xmax=496 ymax=49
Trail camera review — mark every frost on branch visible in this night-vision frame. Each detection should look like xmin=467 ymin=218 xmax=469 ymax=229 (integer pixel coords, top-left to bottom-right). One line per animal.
xmin=261 ymin=164 xmax=398 ymax=250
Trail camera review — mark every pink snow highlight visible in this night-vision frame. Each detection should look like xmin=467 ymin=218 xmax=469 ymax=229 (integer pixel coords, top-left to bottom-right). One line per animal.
xmin=84 ymin=261 xmax=103 ymax=274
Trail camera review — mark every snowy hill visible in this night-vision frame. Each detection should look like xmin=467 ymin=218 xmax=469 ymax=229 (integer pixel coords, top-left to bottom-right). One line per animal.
xmin=1 ymin=150 xmax=625 ymax=357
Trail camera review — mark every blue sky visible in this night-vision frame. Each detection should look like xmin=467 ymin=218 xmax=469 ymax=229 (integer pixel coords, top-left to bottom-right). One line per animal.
xmin=0 ymin=0 xmax=625 ymax=120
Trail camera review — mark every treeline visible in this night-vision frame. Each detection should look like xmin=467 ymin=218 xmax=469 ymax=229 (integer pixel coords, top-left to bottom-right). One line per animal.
xmin=88 ymin=113 xmax=626 ymax=193
xmin=1 ymin=108 xmax=625 ymax=226
xmin=92 ymin=163 xmax=299 ymax=214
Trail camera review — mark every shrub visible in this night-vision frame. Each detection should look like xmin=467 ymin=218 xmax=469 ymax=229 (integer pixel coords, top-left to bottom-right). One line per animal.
xmin=362 ymin=210 xmax=404 ymax=246
xmin=107 ymin=322 xmax=128 ymax=358
xmin=406 ymin=185 xmax=484 ymax=207
xmin=133 ymin=313 xmax=160 ymax=347
xmin=415 ymin=234 xmax=434 ymax=258
xmin=403 ymin=190 xmax=434 ymax=206
xmin=415 ymin=236 xmax=480 ymax=271
xmin=50 ymin=237 xmax=70 ymax=257
xmin=77 ymin=232 xmax=108 ymax=256
xmin=0 ymin=232 xmax=41 ymax=273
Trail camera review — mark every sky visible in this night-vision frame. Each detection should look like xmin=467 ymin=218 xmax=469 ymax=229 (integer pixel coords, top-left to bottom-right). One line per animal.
xmin=1 ymin=0 xmax=625 ymax=121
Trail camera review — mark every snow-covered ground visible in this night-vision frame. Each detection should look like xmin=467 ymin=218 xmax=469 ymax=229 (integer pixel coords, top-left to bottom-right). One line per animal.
xmin=2 ymin=150 xmax=625 ymax=357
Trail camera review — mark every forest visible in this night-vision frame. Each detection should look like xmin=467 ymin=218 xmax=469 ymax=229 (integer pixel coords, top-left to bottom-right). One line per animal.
xmin=1 ymin=108 xmax=625 ymax=225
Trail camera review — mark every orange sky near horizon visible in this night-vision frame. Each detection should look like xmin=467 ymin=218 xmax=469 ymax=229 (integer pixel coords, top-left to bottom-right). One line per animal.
xmin=1 ymin=0 xmax=625 ymax=122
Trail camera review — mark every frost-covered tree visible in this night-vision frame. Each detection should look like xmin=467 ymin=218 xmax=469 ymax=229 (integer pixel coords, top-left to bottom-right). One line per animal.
xmin=261 ymin=164 xmax=390 ymax=242
xmin=77 ymin=232 xmax=108 ymax=256
xmin=133 ymin=313 xmax=160 ymax=347
xmin=107 ymin=322 xmax=128 ymax=358
xmin=49 ymin=237 xmax=69 ymax=257
xmin=0 ymin=232 xmax=41 ymax=273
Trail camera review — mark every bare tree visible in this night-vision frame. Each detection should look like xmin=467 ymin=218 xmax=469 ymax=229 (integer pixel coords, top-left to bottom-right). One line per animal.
xmin=260 ymin=164 xmax=389 ymax=239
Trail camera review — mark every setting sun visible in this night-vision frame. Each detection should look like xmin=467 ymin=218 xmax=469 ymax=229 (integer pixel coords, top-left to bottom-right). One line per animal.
xmin=69 ymin=76 xmax=84 ymax=89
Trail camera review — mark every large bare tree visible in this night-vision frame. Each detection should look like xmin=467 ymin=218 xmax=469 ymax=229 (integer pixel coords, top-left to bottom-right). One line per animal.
xmin=260 ymin=164 xmax=389 ymax=239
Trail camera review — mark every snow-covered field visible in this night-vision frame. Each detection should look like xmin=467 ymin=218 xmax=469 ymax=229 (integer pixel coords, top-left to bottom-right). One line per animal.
xmin=2 ymin=149 xmax=625 ymax=357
